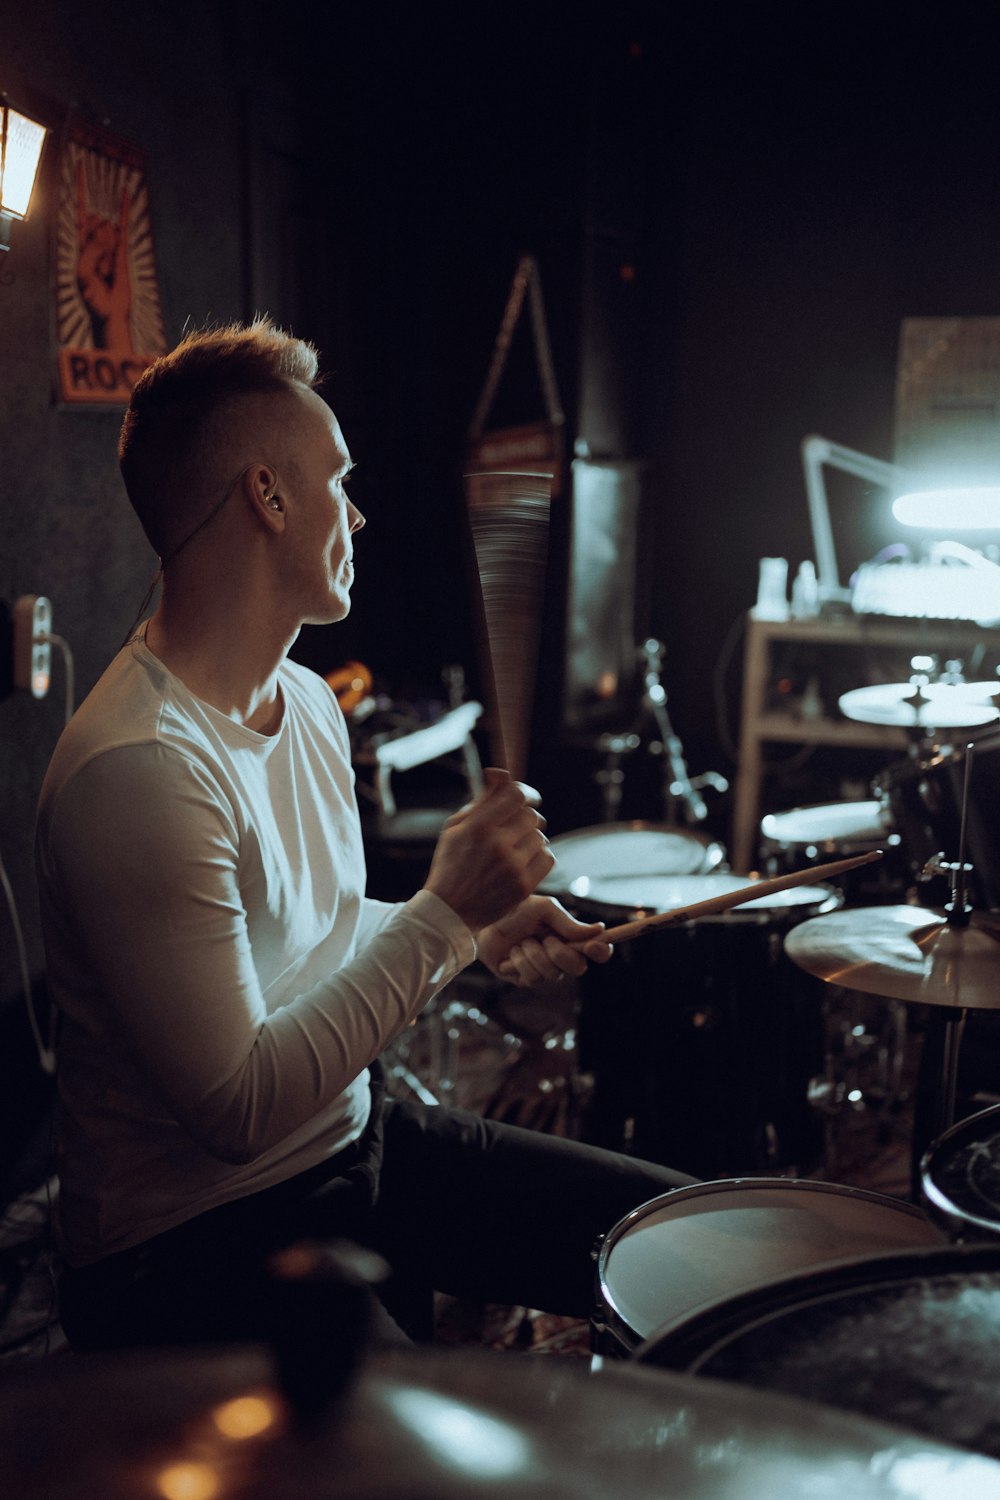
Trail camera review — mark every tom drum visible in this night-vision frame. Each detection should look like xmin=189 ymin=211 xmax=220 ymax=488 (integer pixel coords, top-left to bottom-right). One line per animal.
xmin=572 ymin=873 xmax=841 ymax=1178
xmin=594 ymin=1177 xmax=943 ymax=1357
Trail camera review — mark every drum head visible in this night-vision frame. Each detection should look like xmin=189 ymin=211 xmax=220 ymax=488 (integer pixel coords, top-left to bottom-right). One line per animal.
xmin=598 ymin=1179 xmax=943 ymax=1347
xmin=922 ymin=1102 xmax=1000 ymax=1240
xmin=539 ymin=823 xmax=725 ymax=905
xmin=761 ymin=801 xmax=888 ymax=850
xmin=637 ymin=1242 xmax=1000 ymax=1462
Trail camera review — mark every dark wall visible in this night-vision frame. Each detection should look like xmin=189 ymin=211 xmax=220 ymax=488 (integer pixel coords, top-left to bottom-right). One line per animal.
xmin=0 ymin=1 xmax=338 ymax=1031
xmin=3 ymin=0 xmax=1000 ymax=1006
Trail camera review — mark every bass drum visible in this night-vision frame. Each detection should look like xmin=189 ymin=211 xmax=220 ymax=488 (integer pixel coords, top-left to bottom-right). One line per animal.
xmin=877 ymin=725 xmax=1000 ymax=912
xmin=636 ymin=1242 xmax=1000 ymax=1461
xmin=565 ymin=869 xmax=840 ymax=1180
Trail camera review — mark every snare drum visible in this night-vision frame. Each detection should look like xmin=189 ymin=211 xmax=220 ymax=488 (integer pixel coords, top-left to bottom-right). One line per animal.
xmin=593 ymin=1178 xmax=943 ymax=1356
xmin=637 ymin=1242 xmax=1000 ymax=1460
xmin=921 ymin=1102 xmax=1000 ymax=1241
xmin=575 ymin=875 xmax=841 ymax=1178
xmin=878 ymin=726 xmax=1000 ymax=911
xmin=540 ymin=821 xmax=726 ymax=905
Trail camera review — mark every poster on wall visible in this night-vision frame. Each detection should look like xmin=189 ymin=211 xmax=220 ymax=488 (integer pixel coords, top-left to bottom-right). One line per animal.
xmin=894 ymin=316 xmax=1000 ymax=481
xmin=54 ymin=119 xmax=168 ymax=406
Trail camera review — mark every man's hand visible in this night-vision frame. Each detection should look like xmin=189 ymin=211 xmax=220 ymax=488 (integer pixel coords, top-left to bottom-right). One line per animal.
xmin=477 ymin=895 xmax=614 ymax=987
xmin=423 ymin=769 xmax=554 ymax=935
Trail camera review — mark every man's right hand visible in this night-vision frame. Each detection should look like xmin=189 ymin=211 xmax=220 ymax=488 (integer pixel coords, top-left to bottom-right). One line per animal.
xmin=423 ymin=768 xmax=555 ymax=935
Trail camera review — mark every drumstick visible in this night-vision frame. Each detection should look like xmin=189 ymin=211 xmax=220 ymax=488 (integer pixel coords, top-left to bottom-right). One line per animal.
xmin=599 ymin=849 xmax=884 ymax=944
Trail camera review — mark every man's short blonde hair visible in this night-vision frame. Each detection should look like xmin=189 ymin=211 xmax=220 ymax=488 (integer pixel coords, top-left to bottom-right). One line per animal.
xmin=118 ymin=318 xmax=320 ymax=556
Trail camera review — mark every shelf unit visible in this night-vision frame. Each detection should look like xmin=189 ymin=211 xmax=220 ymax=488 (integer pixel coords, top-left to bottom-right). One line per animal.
xmin=731 ymin=613 xmax=1000 ymax=873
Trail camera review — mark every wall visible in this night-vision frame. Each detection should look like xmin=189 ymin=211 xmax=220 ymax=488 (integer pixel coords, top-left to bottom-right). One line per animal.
xmin=0 ymin=0 xmax=332 ymax=1149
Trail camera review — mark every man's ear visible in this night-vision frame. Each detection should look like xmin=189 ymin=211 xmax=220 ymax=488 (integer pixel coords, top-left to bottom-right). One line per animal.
xmin=245 ymin=464 xmax=285 ymax=531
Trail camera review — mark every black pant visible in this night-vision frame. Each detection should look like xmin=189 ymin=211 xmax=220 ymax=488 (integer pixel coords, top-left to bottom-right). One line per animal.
xmin=59 ymin=1077 xmax=697 ymax=1353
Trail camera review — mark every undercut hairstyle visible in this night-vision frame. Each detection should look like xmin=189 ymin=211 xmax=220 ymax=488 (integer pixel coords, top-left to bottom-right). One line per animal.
xmin=118 ymin=318 xmax=321 ymax=557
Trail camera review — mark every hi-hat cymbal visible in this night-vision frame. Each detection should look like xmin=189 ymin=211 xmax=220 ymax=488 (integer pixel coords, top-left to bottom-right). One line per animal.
xmin=785 ymin=905 xmax=1000 ymax=1009
xmin=839 ymin=682 xmax=1000 ymax=729
xmin=3 ymin=1342 xmax=999 ymax=1499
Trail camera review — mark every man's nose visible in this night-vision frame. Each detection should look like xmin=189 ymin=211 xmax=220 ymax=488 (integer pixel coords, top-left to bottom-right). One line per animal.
xmin=349 ymin=502 xmax=366 ymax=533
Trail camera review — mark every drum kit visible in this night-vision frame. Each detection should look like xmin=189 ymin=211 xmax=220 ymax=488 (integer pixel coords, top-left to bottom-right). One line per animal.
xmin=538 ymin=656 xmax=1000 ymax=1177
xmin=9 ymin=676 xmax=1000 ymax=1493
xmin=577 ymin=662 xmax=1000 ymax=1468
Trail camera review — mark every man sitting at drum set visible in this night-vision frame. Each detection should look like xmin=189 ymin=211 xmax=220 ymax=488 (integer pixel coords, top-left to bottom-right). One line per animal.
xmin=35 ymin=321 xmax=1000 ymax=1482
xmin=37 ymin=321 xmax=700 ymax=1354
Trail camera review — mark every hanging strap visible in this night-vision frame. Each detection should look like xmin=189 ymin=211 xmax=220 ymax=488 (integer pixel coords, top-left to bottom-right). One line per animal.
xmin=468 ymin=254 xmax=564 ymax=440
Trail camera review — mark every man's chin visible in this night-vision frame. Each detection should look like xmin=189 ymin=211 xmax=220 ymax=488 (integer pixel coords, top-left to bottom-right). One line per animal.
xmin=302 ymin=598 xmax=352 ymax=627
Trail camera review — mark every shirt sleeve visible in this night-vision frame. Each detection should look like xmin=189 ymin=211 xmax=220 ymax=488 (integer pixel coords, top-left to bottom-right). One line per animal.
xmin=40 ymin=744 xmax=476 ymax=1165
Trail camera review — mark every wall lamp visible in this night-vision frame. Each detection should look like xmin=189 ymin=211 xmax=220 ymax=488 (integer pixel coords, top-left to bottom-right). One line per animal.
xmin=0 ymin=100 xmax=47 ymax=253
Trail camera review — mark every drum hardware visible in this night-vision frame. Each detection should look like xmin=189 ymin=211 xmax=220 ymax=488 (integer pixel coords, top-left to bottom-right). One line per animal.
xmin=592 ymin=1178 xmax=944 ymax=1358
xmin=592 ymin=731 xmax=640 ymax=821
xmin=876 ymin=724 xmax=1000 ymax=912
xmin=639 ymin=639 xmax=729 ymax=826
xmin=805 ymin=991 xmax=912 ymax=1184
xmin=788 ymin=734 xmax=999 ymax=1148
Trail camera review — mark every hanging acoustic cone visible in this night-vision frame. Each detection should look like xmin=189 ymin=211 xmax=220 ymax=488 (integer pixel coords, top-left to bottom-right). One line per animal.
xmin=464 ymin=255 xmax=564 ymax=782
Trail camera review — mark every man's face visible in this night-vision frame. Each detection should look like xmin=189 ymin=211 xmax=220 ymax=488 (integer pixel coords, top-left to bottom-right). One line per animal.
xmin=282 ymin=385 xmax=365 ymax=625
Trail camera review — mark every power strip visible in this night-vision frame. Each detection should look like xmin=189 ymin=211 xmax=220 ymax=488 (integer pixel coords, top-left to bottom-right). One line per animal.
xmin=13 ymin=595 xmax=52 ymax=699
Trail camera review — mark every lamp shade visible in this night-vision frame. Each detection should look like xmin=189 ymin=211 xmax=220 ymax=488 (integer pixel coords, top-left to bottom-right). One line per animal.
xmin=892 ymin=487 xmax=1000 ymax=529
xmin=0 ymin=104 xmax=46 ymax=220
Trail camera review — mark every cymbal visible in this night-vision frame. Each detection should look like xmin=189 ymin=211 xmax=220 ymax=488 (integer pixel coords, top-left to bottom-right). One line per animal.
xmin=4 ymin=1342 xmax=999 ymax=1498
xmin=839 ymin=682 xmax=1000 ymax=729
xmin=785 ymin=905 xmax=1000 ymax=1009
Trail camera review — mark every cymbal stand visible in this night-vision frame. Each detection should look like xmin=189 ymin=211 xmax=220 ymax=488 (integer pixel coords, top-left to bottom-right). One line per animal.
xmin=640 ymin=639 xmax=728 ymax=825
xmin=923 ymin=741 xmax=976 ymax=1138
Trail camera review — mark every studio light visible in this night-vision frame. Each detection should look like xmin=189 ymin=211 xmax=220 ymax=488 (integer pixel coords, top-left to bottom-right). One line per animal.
xmin=892 ymin=487 xmax=1000 ymax=529
xmin=0 ymin=100 xmax=47 ymax=252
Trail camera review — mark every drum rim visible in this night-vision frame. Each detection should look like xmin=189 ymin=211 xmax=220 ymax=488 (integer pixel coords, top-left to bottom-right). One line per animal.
xmin=920 ymin=1102 xmax=1000 ymax=1237
xmin=596 ymin=1177 xmax=932 ymax=1349
xmin=633 ymin=1240 xmax=1000 ymax=1374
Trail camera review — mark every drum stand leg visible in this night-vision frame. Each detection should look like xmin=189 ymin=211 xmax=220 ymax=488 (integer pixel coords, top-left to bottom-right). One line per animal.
xmin=910 ymin=1006 xmax=969 ymax=1198
xmin=938 ymin=1007 xmax=968 ymax=1137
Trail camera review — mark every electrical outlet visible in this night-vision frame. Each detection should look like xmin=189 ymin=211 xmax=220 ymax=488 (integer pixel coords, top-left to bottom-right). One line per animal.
xmin=13 ymin=595 xmax=52 ymax=699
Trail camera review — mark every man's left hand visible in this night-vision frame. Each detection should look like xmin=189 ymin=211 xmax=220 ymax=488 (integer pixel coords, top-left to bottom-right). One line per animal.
xmin=477 ymin=895 xmax=613 ymax=987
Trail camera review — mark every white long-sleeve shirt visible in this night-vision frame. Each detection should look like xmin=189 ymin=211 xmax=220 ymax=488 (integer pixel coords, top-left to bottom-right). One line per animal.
xmin=36 ymin=638 xmax=475 ymax=1265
